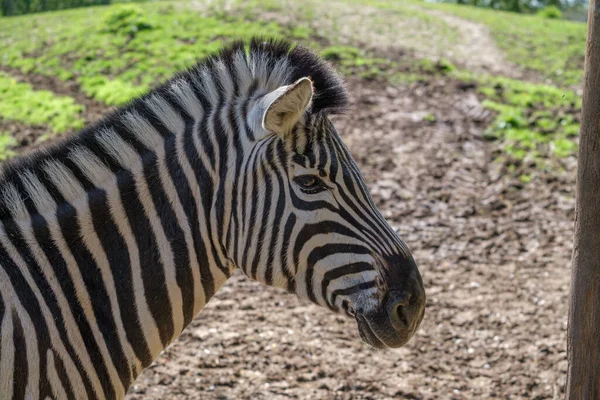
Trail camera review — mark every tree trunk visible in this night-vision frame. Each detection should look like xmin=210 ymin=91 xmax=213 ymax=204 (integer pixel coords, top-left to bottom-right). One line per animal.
xmin=567 ymin=1 xmax=600 ymax=398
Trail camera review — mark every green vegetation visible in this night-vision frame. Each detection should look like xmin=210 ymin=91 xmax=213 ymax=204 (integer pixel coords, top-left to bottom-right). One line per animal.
xmin=414 ymin=0 xmax=586 ymax=86
xmin=319 ymin=44 xmax=461 ymax=82
xmin=537 ymin=5 xmax=563 ymax=19
xmin=349 ymin=0 xmax=457 ymax=27
xmin=0 ymin=0 xmax=583 ymax=174
xmin=474 ymin=75 xmax=580 ymax=165
xmin=320 ymin=45 xmax=391 ymax=79
xmin=101 ymin=4 xmax=153 ymax=35
xmin=423 ymin=112 xmax=437 ymax=123
xmin=0 ymin=3 xmax=293 ymax=106
xmin=0 ymin=72 xmax=84 ymax=133
xmin=0 ymin=132 xmax=17 ymax=161
xmin=384 ymin=59 xmax=580 ymax=167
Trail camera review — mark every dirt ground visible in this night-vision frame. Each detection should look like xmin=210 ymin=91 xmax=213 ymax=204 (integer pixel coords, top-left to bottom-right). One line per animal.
xmin=0 ymin=1 xmax=578 ymax=397
xmin=1 ymin=68 xmax=573 ymax=399
xmin=116 ymin=77 xmax=571 ymax=399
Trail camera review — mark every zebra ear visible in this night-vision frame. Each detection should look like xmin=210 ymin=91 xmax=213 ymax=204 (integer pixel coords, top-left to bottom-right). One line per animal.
xmin=261 ymin=77 xmax=313 ymax=136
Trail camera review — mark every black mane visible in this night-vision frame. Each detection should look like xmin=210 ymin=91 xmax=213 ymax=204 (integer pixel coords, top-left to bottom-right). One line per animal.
xmin=243 ymin=38 xmax=349 ymax=114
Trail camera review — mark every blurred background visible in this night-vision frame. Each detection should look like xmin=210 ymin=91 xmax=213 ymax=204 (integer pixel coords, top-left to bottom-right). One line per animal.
xmin=0 ymin=0 xmax=584 ymax=398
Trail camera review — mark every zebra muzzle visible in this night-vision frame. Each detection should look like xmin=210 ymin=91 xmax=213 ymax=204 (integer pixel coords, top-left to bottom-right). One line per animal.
xmin=355 ymin=273 xmax=425 ymax=349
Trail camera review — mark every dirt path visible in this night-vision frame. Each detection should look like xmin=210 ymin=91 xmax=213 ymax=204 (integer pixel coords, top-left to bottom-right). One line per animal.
xmin=189 ymin=1 xmax=522 ymax=78
xmin=125 ymin=77 xmax=573 ymax=399
xmin=414 ymin=8 xmax=522 ymax=78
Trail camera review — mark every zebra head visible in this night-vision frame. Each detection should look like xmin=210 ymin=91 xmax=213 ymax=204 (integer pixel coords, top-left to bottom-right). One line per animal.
xmin=230 ymin=40 xmax=425 ymax=349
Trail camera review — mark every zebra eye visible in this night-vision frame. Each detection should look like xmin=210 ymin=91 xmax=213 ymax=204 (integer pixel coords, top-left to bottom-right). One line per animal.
xmin=294 ymin=175 xmax=325 ymax=193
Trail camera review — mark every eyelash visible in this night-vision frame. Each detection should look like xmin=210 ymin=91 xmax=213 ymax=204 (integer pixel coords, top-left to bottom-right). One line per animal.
xmin=294 ymin=175 xmax=328 ymax=194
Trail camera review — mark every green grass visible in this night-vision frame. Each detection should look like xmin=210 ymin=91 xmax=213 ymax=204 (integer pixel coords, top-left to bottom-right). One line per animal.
xmin=481 ymin=77 xmax=580 ymax=162
xmin=451 ymin=71 xmax=581 ymax=169
xmin=318 ymin=44 xmax=462 ymax=82
xmin=0 ymin=72 xmax=84 ymax=133
xmin=0 ymin=3 xmax=295 ymax=106
xmin=0 ymin=0 xmax=457 ymax=119
xmin=0 ymin=132 xmax=17 ymax=161
xmin=412 ymin=0 xmax=587 ymax=87
xmin=0 ymin=0 xmax=583 ymax=176
xmin=320 ymin=45 xmax=392 ymax=79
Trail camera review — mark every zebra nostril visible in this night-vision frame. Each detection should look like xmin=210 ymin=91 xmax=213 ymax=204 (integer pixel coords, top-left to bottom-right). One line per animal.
xmin=393 ymin=303 xmax=409 ymax=328
xmin=386 ymin=291 xmax=413 ymax=331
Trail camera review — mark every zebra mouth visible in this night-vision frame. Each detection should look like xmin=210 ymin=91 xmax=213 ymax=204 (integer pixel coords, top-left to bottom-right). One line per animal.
xmin=355 ymin=304 xmax=422 ymax=349
xmin=355 ymin=314 xmax=387 ymax=349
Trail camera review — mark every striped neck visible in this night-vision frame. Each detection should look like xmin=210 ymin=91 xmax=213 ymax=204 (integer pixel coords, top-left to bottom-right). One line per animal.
xmin=0 ymin=76 xmax=240 ymax=397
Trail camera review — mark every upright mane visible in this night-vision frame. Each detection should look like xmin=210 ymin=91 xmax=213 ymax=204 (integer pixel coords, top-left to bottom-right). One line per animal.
xmin=0 ymin=38 xmax=349 ymax=187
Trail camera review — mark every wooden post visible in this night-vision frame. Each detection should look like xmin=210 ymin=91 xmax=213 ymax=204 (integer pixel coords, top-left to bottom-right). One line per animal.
xmin=567 ymin=1 xmax=600 ymax=398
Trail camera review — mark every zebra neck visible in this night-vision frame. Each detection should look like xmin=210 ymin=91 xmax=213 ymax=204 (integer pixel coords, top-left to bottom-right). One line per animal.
xmin=77 ymin=103 xmax=239 ymax=361
xmin=0 ymin=87 xmax=240 ymax=394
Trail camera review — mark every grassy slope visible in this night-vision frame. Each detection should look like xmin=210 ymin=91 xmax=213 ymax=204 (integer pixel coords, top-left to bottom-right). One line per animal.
xmin=0 ymin=3 xmax=291 ymax=105
xmin=0 ymin=0 xmax=586 ymax=174
xmin=0 ymin=1 xmax=297 ymax=157
xmin=0 ymin=0 xmax=447 ymax=128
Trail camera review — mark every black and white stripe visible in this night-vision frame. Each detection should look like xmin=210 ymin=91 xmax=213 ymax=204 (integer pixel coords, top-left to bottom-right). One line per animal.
xmin=0 ymin=38 xmax=422 ymax=399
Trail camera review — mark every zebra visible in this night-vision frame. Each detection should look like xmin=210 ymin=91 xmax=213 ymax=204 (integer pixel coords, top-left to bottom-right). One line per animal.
xmin=0 ymin=38 xmax=425 ymax=399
